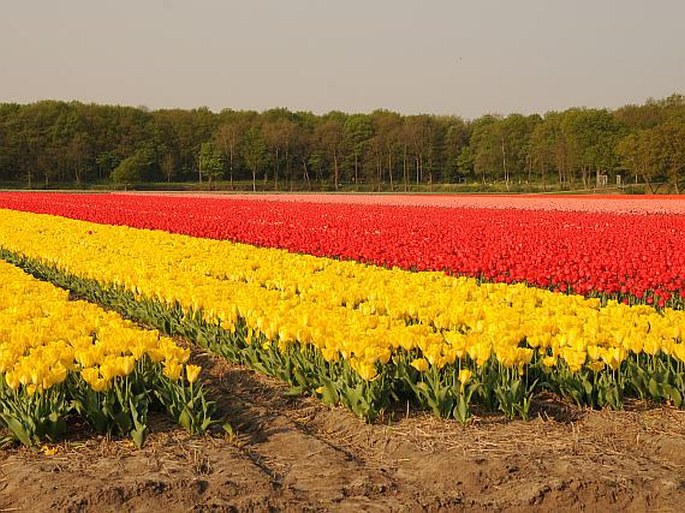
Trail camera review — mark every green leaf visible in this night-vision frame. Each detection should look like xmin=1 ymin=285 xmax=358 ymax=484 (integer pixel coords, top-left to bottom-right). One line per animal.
xmin=665 ymin=385 xmax=682 ymax=407
xmin=0 ymin=413 xmax=33 ymax=447
xmin=130 ymin=426 xmax=146 ymax=449
xmin=178 ymin=408 xmax=192 ymax=432
xmin=320 ymin=381 xmax=339 ymax=406
xmin=284 ymin=385 xmax=306 ymax=397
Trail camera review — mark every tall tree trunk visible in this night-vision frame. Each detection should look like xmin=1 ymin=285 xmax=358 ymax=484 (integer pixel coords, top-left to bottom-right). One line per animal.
xmin=641 ymin=172 xmax=656 ymax=194
xmin=273 ymin=148 xmax=279 ymax=191
xmin=501 ymin=138 xmax=509 ymax=190
xmin=285 ymin=148 xmax=292 ymax=190
xmin=302 ymin=159 xmax=311 ymax=190
xmin=376 ymin=152 xmax=382 ymax=192
xmin=671 ymin=166 xmax=681 ymax=194
xmin=229 ymin=142 xmax=236 ymax=190
xmin=402 ymin=146 xmax=409 ymax=192
xmin=354 ymin=153 xmax=359 ymax=190
xmin=333 ymin=154 xmax=340 ymax=190
xmin=416 ymin=156 xmax=421 ymax=185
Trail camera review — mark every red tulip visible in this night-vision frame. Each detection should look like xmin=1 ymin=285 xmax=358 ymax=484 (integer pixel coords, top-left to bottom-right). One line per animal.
xmin=0 ymin=192 xmax=682 ymax=309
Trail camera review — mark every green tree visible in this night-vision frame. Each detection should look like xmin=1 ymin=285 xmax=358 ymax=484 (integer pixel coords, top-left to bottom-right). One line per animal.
xmin=530 ymin=115 xmax=559 ymax=190
xmin=110 ymin=149 xmax=154 ymax=189
xmin=652 ymin=122 xmax=685 ymax=193
xmin=343 ymin=114 xmax=374 ymax=189
xmin=214 ymin=110 xmax=254 ymax=189
xmin=616 ymin=130 xmax=660 ymax=192
xmin=160 ymin=152 xmax=176 ymax=183
xmin=241 ymin=127 xmax=267 ymax=192
xmin=96 ymin=151 xmax=120 ymax=182
xmin=1 ymin=93 xmax=683 ymax=193
xmin=198 ymin=141 xmax=225 ymax=190
xmin=469 ymin=115 xmax=501 ymax=186
xmin=444 ymin=117 xmax=470 ymax=183
xmin=501 ymin=114 xmax=541 ymax=187
xmin=314 ymin=112 xmax=347 ymax=190
xmin=263 ymin=117 xmax=296 ymax=190
xmin=402 ymin=115 xmax=441 ymax=189
xmin=368 ymin=110 xmax=403 ymax=191
xmin=561 ymin=108 xmax=623 ymax=189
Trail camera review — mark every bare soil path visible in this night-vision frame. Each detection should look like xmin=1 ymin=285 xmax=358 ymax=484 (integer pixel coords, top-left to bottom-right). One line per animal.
xmin=2 ymin=348 xmax=684 ymax=512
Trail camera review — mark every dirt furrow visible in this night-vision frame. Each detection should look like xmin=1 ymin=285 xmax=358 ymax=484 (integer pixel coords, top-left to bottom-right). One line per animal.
xmin=2 ymin=347 xmax=684 ymax=512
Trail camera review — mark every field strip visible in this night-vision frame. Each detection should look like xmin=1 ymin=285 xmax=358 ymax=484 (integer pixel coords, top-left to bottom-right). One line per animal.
xmin=128 ymin=192 xmax=685 ymax=215
xmin=0 ymin=192 xmax=682 ymax=304
xmin=0 ymin=207 xmax=683 ymax=421
xmin=0 ymin=257 xmax=215 ymax=447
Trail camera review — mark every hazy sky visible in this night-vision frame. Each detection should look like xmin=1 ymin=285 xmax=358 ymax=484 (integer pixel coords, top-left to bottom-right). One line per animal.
xmin=2 ymin=0 xmax=684 ymax=118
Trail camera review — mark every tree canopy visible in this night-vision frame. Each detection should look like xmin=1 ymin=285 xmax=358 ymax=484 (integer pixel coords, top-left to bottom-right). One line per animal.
xmin=0 ymin=94 xmax=683 ymax=192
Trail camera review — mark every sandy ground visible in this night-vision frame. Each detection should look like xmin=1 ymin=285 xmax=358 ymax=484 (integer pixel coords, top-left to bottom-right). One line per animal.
xmin=2 ymin=347 xmax=684 ymax=513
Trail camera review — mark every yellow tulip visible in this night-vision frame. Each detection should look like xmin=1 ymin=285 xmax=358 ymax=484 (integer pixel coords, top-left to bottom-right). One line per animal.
xmin=185 ymin=364 xmax=201 ymax=384
xmin=90 ymin=377 xmax=111 ymax=392
xmin=4 ymin=371 xmax=20 ymax=390
xmin=163 ymin=360 xmax=183 ymax=381
xmin=542 ymin=355 xmax=557 ymax=368
xmin=673 ymin=343 xmax=685 ymax=363
xmin=2 ymin=207 xmax=685 ymax=393
xmin=410 ymin=358 xmax=429 ymax=373
xmin=353 ymin=360 xmax=378 ymax=381
xmin=80 ymin=367 xmax=100 ymax=385
xmin=458 ymin=368 xmax=473 ymax=392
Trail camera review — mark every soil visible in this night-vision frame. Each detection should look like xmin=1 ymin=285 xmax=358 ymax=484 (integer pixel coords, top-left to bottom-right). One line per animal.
xmin=2 ymin=348 xmax=684 ymax=513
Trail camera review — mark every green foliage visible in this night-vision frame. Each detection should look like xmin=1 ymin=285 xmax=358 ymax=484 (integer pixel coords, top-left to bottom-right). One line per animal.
xmin=70 ymin=362 xmax=154 ymax=448
xmin=493 ymin=370 xmax=537 ymax=420
xmin=0 ymin=251 xmax=222 ymax=447
xmin=625 ymin=355 xmax=684 ymax=408
xmin=396 ymin=357 xmax=458 ymax=418
xmin=198 ymin=141 xmax=225 ymax=188
xmin=111 ymin=148 xmax=155 ymax=186
xmin=1 ymin=95 xmax=684 ymax=192
xmin=154 ymin=376 xmax=222 ymax=435
xmin=240 ymin=127 xmax=267 ymax=191
xmin=1 ymin=246 xmax=684 ymax=430
xmin=0 ymin=384 xmax=69 ymax=446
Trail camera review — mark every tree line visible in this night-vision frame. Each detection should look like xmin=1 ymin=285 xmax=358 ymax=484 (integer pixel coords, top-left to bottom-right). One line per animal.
xmin=0 ymin=94 xmax=683 ymax=192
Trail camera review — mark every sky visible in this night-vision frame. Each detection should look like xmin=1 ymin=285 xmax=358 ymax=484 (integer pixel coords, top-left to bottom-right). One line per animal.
xmin=1 ymin=0 xmax=684 ymax=119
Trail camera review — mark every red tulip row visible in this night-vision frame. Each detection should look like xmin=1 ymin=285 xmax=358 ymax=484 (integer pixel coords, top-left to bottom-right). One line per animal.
xmin=0 ymin=192 xmax=683 ymax=307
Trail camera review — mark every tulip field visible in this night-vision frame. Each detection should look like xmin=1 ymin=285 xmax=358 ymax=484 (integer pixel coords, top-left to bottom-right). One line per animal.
xmin=0 ymin=192 xmax=683 ymax=446
xmin=0 ymin=256 xmax=215 ymax=447
xmin=0 ymin=192 xmax=683 ymax=305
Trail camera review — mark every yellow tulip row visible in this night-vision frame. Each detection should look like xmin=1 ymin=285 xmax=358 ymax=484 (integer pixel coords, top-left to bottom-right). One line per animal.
xmin=0 ymin=257 xmax=200 ymax=395
xmin=0 ymin=208 xmax=683 ymax=383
